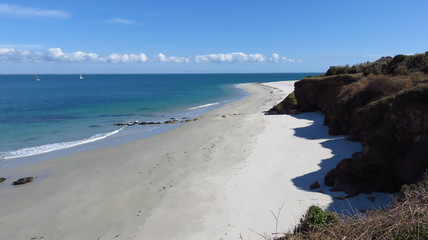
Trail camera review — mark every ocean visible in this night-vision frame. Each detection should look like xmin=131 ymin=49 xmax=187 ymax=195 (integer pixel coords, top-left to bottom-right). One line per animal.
xmin=0 ymin=73 xmax=314 ymax=163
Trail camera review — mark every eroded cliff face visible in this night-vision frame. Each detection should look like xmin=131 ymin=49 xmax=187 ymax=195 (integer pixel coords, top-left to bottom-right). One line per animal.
xmin=270 ymin=73 xmax=428 ymax=194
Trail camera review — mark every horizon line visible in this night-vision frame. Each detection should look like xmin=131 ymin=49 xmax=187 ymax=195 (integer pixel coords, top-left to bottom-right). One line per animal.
xmin=0 ymin=72 xmax=323 ymax=75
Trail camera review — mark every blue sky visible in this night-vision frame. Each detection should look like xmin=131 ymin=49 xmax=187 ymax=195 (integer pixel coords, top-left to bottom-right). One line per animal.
xmin=0 ymin=0 xmax=427 ymax=73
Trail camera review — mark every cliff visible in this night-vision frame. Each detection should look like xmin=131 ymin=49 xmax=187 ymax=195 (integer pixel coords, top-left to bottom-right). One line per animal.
xmin=269 ymin=52 xmax=428 ymax=194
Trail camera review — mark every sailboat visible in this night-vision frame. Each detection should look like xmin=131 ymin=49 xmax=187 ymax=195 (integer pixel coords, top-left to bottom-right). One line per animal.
xmin=35 ymin=74 xmax=40 ymax=81
xmin=79 ymin=74 xmax=84 ymax=79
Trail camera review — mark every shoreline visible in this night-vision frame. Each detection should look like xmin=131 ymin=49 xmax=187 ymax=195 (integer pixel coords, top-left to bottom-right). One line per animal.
xmin=0 ymin=81 xmax=392 ymax=240
xmin=0 ymin=84 xmax=250 ymax=166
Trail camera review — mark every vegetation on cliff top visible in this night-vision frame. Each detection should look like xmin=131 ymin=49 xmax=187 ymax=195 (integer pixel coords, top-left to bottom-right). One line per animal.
xmin=325 ymin=52 xmax=428 ymax=76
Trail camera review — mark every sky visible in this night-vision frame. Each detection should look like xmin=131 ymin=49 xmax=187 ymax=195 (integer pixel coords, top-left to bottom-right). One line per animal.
xmin=0 ymin=0 xmax=427 ymax=73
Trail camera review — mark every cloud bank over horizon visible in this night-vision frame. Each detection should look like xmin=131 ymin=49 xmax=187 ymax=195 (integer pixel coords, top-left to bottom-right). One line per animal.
xmin=0 ymin=47 xmax=300 ymax=64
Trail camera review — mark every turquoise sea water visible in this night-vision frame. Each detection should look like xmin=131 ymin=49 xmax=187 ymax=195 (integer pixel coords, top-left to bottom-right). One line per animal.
xmin=0 ymin=73 xmax=315 ymax=161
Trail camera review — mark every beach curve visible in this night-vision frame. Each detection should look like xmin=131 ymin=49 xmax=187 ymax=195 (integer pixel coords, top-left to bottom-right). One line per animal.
xmin=0 ymin=80 xmax=390 ymax=240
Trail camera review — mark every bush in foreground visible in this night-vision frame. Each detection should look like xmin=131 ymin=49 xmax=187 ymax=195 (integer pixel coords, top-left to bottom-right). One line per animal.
xmin=279 ymin=177 xmax=428 ymax=240
xmin=293 ymin=206 xmax=338 ymax=234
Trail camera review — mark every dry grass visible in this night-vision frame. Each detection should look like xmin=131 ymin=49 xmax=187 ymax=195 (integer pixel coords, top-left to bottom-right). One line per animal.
xmin=410 ymin=71 xmax=428 ymax=84
xmin=337 ymin=75 xmax=418 ymax=104
xmin=280 ymin=177 xmax=428 ymax=240
xmin=337 ymin=77 xmax=369 ymax=102
xmin=365 ymin=75 xmax=414 ymax=96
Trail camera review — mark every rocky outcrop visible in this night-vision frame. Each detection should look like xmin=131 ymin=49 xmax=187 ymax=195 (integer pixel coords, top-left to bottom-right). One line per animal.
xmin=309 ymin=181 xmax=320 ymax=190
xmin=271 ymin=65 xmax=428 ymax=193
xmin=266 ymin=92 xmax=300 ymax=115
xmin=12 ymin=177 xmax=34 ymax=185
xmin=114 ymin=118 xmax=198 ymax=126
xmin=266 ymin=74 xmax=361 ymax=122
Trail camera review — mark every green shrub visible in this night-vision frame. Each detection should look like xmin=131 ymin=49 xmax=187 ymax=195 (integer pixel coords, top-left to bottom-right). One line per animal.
xmin=387 ymin=54 xmax=409 ymax=74
xmin=287 ymin=91 xmax=298 ymax=105
xmin=372 ymin=65 xmax=382 ymax=75
xmin=394 ymin=64 xmax=409 ymax=75
xmin=326 ymin=66 xmax=339 ymax=76
xmin=294 ymin=206 xmax=339 ymax=233
xmin=407 ymin=54 xmax=428 ymax=70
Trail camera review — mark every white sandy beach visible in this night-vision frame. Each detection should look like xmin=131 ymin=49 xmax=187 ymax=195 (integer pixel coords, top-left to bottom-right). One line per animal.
xmin=0 ymin=81 xmax=391 ymax=240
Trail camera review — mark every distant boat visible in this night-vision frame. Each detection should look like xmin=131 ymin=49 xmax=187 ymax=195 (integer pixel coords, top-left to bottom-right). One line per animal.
xmin=35 ymin=74 xmax=40 ymax=81
xmin=79 ymin=74 xmax=84 ymax=79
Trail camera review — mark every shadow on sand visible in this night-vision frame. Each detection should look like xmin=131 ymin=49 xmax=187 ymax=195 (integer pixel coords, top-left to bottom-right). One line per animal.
xmin=289 ymin=112 xmax=393 ymax=215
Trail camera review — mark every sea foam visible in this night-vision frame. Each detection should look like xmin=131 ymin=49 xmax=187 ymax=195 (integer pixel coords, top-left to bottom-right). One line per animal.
xmin=188 ymin=102 xmax=219 ymax=110
xmin=0 ymin=127 xmax=124 ymax=160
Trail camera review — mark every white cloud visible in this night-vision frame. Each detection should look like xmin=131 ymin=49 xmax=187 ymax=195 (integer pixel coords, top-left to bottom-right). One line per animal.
xmin=155 ymin=53 xmax=167 ymax=62
xmin=0 ymin=47 xmax=298 ymax=64
xmin=270 ymin=53 xmax=280 ymax=63
xmin=69 ymin=51 xmax=101 ymax=62
xmin=170 ymin=56 xmax=190 ymax=63
xmin=44 ymin=48 xmax=101 ymax=62
xmin=195 ymin=52 xmax=268 ymax=63
xmin=0 ymin=3 xmax=70 ymax=19
xmin=270 ymin=53 xmax=300 ymax=63
xmin=108 ymin=53 xmax=129 ymax=63
xmin=45 ymin=48 xmax=65 ymax=60
xmin=107 ymin=53 xmax=148 ymax=63
xmin=0 ymin=48 xmax=42 ymax=62
xmin=106 ymin=17 xmax=138 ymax=24
xmin=155 ymin=53 xmax=190 ymax=63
